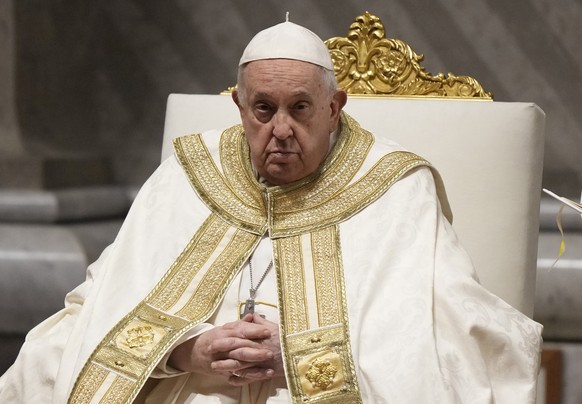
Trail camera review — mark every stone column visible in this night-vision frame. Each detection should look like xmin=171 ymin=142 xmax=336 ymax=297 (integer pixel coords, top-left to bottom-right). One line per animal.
xmin=0 ymin=0 xmax=23 ymax=158
xmin=0 ymin=2 xmax=113 ymax=189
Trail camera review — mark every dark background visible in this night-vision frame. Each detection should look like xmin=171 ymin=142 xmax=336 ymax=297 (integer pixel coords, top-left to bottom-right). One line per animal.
xmin=1 ymin=0 xmax=581 ymax=194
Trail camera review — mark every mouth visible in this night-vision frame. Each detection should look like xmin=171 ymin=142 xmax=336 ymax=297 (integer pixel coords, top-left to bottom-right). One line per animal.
xmin=267 ymin=150 xmax=296 ymax=162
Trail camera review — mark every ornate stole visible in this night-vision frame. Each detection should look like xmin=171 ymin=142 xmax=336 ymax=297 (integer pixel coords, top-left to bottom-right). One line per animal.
xmin=68 ymin=113 xmax=432 ymax=403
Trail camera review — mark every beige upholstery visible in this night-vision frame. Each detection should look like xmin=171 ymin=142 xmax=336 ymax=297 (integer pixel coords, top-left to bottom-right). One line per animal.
xmin=161 ymin=94 xmax=545 ymax=317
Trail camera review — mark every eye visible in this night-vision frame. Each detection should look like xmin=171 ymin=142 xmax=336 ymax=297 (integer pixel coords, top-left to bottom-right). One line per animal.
xmin=294 ymin=102 xmax=309 ymax=111
xmin=292 ymin=102 xmax=312 ymax=118
xmin=252 ymin=102 xmax=274 ymax=122
xmin=255 ymin=102 xmax=272 ymax=113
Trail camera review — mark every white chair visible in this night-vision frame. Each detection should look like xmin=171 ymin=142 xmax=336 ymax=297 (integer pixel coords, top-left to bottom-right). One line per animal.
xmin=160 ymin=13 xmax=545 ymax=317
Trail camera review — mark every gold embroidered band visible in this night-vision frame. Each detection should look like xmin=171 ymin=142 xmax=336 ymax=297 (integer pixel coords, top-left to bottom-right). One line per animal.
xmin=70 ymin=112 xmax=434 ymax=403
xmin=68 ymin=214 xmax=260 ymax=403
xmin=275 ymin=227 xmax=361 ymax=403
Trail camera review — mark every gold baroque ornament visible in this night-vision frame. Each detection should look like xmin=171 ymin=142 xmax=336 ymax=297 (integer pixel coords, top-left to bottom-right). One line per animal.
xmin=325 ymin=12 xmax=493 ymax=99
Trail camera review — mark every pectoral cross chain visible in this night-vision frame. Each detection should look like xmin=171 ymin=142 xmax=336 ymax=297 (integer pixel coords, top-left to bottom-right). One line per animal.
xmin=242 ymin=289 xmax=257 ymax=317
xmin=240 ymin=259 xmax=273 ymax=318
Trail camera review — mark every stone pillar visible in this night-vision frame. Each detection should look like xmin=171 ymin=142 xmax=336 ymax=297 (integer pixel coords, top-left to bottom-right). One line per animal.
xmin=0 ymin=2 xmax=112 ymax=189
xmin=0 ymin=0 xmax=23 ymax=158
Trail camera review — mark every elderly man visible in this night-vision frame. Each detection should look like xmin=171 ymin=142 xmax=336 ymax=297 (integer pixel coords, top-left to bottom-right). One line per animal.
xmin=0 ymin=20 xmax=541 ymax=403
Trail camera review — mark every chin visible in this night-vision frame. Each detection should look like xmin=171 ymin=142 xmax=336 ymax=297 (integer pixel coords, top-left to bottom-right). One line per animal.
xmin=264 ymin=166 xmax=300 ymax=185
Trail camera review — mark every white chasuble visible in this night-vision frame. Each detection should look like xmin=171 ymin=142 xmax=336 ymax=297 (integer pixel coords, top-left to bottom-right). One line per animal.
xmin=0 ymin=113 xmax=542 ymax=404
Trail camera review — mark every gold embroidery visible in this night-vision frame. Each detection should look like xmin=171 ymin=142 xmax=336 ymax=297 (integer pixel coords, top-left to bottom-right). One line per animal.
xmin=176 ymin=228 xmax=258 ymax=319
xmin=174 ymin=131 xmax=267 ymax=234
xmin=271 ymin=151 xmax=429 ymax=236
xmin=69 ymin=364 xmax=108 ymax=404
xmin=113 ymin=319 xmax=169 ymax=362
xmin=176 ymin=113 xmax=430 ymax=239
xmin=312 ymin=227 xmax=342 ymax=326
xmin=288 ymin=327 xmax=359 ymax=403
xmin=275 ymin=236 xmax=309 ymax=334
xmin=306 ymin=358 xmax=338 ymax=390
xmin=72 ymin=112 xmax=430 ymax=403
xmin=220 ymin=126 xmax=264 ymax=208
xmin=101 ymin=376 xmax=134 ymax=404
xmin=149 ymin=214 xmax=230 ymax=311
xmin=277 ymin=229 xmax=362 ymax=403
xmin=125 ymin=326 xmax=154 ymax=349
xmin=69 ymin=214 xmax=261 ymax=404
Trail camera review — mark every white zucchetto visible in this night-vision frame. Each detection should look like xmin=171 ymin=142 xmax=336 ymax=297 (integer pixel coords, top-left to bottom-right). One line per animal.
xmin=238 ymin=21 xmax=334 ymax=71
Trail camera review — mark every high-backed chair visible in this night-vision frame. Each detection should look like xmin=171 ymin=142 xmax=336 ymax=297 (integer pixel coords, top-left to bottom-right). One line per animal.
xmin=161 ymin=12 xmax=545 ymax=317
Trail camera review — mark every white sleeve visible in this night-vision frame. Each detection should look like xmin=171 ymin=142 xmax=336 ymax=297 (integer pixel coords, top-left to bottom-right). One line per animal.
xmin=0 ymin=245 xmax=108 ymax=403
xmin=432 ymin=199 xmax=543 ymax=402
xmin=345 ymin=167 xmax=542 ymax=403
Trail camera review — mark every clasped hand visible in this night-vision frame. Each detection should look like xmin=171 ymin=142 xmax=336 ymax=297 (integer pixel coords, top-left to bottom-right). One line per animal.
xmin=168 ymin=313 xmax=283 ymax=385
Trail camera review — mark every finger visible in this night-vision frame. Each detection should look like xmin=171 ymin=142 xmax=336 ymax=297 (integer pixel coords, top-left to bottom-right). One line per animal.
xmin=251 ymin=312 xmax=269 ymax=325
xmin=208 ymin=336 xmax=263 ymax=354
xmin=228 ymin=347 xmax=274 ymax=362
xmin=249 ymin=314 xmax=278 ymax=337
xmin=227 ymin=368 xmax=275 ymax=386
xmin=239 ymin=367 xmax=275 ymax=380
xmin=228 ymin=374 xmax=249 ymax=386
xmin=240 ymin=313 xmax=254 ymax=322
xmin=210 ymin=358 xmax=245 ymax=372
xmin=237 ymin=323 xmax=271 ymax=340
xmin=222 ymin=319 xmax=271 ymax=339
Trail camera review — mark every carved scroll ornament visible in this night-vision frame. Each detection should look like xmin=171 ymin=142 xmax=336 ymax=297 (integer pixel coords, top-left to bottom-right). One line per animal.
xmin=325 ymin=12 xmax=492 ymax=99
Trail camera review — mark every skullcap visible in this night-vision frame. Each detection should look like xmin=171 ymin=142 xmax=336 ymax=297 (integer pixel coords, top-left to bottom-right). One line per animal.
xmin=239 ymin=21 xmax=333 ymax=70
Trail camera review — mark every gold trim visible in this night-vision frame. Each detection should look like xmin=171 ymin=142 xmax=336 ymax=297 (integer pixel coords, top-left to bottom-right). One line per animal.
xmin=149 ymin=214 xmax=230 ymax=311
xmin=174 ymin=131 xmax=267 ymax=235
xmin=312 ymin=227 xmax=342 ymax=328
xmin=69 ymin=214 xmax=261 ymax=403
xmin=70 ymin=364 xmax=108 ymax=403
xmin=276 ymin=236 xmax=309 ymax=334
xmin=267 ymin=115 xmax=431 ymax=236
xmin=325 ymin=12 xmax=492 ymax=99
xmin=220 ymin=126 xmax=265 ymax=208
xmin=176 ymin=113 xmax=431 ymax=240
xmin=101 ymin=376 xmax=134 ymax=403
xmin=71 ymin=113 xmax=434 ymax=402
xmin=276 ymin=226 xmax=362 ymax=403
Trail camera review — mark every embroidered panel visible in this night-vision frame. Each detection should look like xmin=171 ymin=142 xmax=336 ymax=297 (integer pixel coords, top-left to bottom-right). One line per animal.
xmin=174 ymin=132 xmax=267 ymax=234
xmin=276 ymin=227 xmax=362 ymax=403
xmin=69 ymin=214 xmax=261 ymax=404
xmin=70 ymin=113 xmax=430 ymax=403
xmin=174 ymin=113 xmax=430 ymax=239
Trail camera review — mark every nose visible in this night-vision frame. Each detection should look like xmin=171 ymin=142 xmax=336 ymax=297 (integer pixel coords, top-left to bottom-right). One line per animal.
xmin=272 ymin=111 xmax=293 ymax=139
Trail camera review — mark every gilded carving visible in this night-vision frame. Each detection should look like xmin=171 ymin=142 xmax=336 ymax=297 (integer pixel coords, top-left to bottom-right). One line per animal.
xmin=325 ymin=12 xmax=493 ymax=98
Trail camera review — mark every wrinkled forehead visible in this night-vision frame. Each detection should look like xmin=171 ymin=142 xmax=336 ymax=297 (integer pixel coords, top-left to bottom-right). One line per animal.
xmin=240 ymin=59 xmax=325 ymax=95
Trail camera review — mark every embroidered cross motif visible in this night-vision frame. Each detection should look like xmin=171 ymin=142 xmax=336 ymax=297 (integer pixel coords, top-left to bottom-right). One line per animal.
xmin=305 ymin=358 xmax=338 ymax=390
xmin=126 ymin=325 xmax=155 ymax=349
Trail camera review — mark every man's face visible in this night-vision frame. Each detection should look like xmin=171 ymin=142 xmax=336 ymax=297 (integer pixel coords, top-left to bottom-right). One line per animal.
xmin=233 ymin=59 xmax=346 ymax=185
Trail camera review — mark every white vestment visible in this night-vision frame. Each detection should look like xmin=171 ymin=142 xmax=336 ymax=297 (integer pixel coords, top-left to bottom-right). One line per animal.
xmin=0 ymin=116 xmax=542 ymax=403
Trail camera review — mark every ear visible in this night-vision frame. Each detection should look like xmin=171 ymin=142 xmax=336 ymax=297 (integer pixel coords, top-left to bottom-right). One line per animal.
xmin=231 ymin=89 xmax=243 ymax=112
xmin=329 ymin=90 xmax=347 ymax=131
